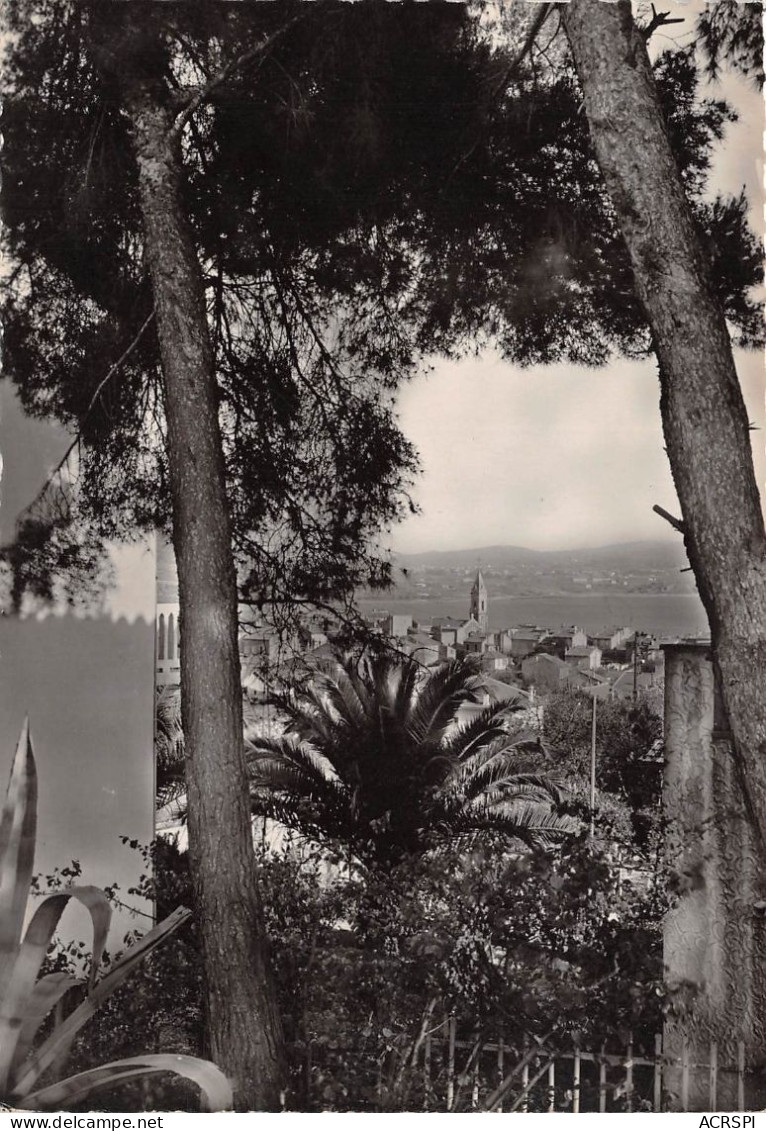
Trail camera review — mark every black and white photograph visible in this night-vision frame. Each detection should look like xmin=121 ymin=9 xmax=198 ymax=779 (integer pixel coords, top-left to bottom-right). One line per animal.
xmin=0 ymin=0 xmax=764 ymax=1116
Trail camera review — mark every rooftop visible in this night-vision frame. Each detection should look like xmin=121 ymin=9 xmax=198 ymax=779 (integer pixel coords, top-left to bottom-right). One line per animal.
xmin=482 ymin=678 xmax=529 ymax=705
xmin=526 ymin=653 xmax=567 ymax=668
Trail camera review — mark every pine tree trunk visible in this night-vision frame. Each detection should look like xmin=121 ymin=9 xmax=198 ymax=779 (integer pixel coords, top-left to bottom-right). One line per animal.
xmin=113 ymin=65 xmax=286 ymax=1112
xmin=561 ymin=0 xmax=766 ymax=846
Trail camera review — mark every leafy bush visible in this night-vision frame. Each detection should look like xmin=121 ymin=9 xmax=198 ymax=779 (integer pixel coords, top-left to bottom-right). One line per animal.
xmin=100 ymin=830 xmax=664 ymax=1111
xmin=541 ymin=689 xmax=663 ymax=848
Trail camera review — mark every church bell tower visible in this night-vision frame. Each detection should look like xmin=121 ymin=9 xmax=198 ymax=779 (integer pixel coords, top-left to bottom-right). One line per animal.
xmin=470 ymin=569 xmax=488 ymax=634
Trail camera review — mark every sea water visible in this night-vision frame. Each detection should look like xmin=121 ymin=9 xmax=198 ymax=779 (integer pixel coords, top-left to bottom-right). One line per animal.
xmin=357 ymin=592 xmax=708 ymax=638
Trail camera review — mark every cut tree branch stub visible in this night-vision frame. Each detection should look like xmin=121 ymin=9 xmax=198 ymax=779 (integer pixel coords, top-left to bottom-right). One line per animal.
xmin=642 ymin=4 xmax=685 ymax=41
xmin=653 ymin=503 xmax=686 ymax=535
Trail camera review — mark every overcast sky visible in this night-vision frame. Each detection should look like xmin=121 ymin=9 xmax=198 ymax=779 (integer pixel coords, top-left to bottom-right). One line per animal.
xmin=390 ymin=346 xmax=764 ymax=554
xmin=389 ymin=46 xmax=764 ymax=555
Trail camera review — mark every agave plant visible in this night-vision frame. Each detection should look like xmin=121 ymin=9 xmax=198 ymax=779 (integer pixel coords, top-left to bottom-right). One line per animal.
xmin=0 ymin=721 xmax=232 ymax=1111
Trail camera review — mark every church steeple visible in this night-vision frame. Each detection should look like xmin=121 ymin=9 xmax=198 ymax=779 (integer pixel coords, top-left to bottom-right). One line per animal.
xmin=470 ymin=568 xmax=488 ymax=633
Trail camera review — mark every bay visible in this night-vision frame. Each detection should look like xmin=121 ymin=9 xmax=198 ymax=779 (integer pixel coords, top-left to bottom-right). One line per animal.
xmin=357 ymin=592 xmax=709 ymax=638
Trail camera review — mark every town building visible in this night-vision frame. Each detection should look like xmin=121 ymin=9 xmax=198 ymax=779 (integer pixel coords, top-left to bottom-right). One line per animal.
xmin=564 ymin=644 xmax=602 ymax=671
xmin=462 ymin=632 xmax=488 ymax=655
xmin=420 ymin=570 xmax=492 ymax=661
xmin=401 ymin=631 xmax=441 ymax=666
xmin=507 ymin=628 xmax=547 ymax=659
xmin=541 ymin=626 xmax=588 ymax=657
xmin=521 ymin=652 xmax=572 ymax=692
xmin=384 ymin=613 xmax=413 ymax=639
xmin=589 ymin=626 xmax=635 ymax=652
xmin=521 ymin=651 xmax=611 ymax=697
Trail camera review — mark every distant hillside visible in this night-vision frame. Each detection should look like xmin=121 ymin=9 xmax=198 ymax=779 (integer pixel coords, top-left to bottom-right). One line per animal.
xmin=392 ymin=540 xmax=688 ymax=572
xmin=367 ymin=539 xmax=694 ymax=599
xmin=157 ymin=538 xmax=692 ymax=604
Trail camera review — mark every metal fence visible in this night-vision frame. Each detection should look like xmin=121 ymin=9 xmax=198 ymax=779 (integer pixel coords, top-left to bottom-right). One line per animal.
xmin=307 ymin=1022 xmax=756 ymax=1112
xmin=426 ymin=1024 xmax=753 ymax=1112
xmin=420 ymin=1022 xmax=659 ymax=1112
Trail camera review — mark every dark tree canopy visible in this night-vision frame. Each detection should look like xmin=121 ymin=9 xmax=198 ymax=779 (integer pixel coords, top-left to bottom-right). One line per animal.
xmin=696 ymin=0 xmax=764 ymax=88
xmin=2 ymin=0 xmax=761 ymax=611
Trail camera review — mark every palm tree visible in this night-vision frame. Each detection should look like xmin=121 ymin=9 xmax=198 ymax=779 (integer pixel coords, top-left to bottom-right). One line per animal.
xmin=155 ymin=686 xmax=186 ymax=817
xmin=246 ymin=651 xmax=576 ymax=868
xmin=153 ymin=686 xmax=280 ymax=821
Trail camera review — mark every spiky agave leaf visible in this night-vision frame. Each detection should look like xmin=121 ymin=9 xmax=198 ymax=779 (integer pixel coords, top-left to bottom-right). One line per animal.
xmin=10 ymin=973 xmax=82 ymax=1083
xmin=0 ymin=726 xmax=226 ymax=1111
xmin=0 ymin=721 xmax=37 ymax=1000
xmin=11 ymin=906 xmax=191 ymax=1098
xmin=0 ymin=886 xmax=111 ymax=1091
xmin=17 ymin=1054 xmax=232 ymax=1112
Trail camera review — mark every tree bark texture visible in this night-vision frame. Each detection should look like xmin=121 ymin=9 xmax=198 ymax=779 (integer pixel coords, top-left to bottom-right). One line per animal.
xmin=113 ymin=67 xmax=286 ymax=1112
xmin=561 ymin=0 xmax=766 ymax=847
xmin=663 ymin=645 xmax=766 ymax=1109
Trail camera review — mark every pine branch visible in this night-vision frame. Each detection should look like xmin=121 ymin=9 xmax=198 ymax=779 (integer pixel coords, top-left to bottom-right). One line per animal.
xmin=83 ymin=310 xmax=156 ymax=420
xmin=10 ymin=312 xmax=156 ymax=530
xmin=168 ymin=12 xmax=308 ymax=144
xmin=445 ymin=2 xmax=555 ymax=185
xmin=491 ymin=2 xmax=556 ymax=101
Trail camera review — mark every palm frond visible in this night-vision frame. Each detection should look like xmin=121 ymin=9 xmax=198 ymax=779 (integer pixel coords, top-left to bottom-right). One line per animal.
xmin=390 ymin=658 xmax=422 ymax=722
xmin=447 ymin=743 xmax=561 ymax=805
xmin=455 ymin=726 xmax=549 ymax=777
xmin=246 ymin=732 xmax=351 ymax=837
xmin=154 ymin=689 xmax=186 ymax=809
xmin=248 ymin=789 xmax=353 ymax=846
xmin=476 ymin=774 xmax=563 ymax=804
xmin=406 ymin=657 xmax=484 ymax=747
xmin=312 ymin=669 xmax=368 ymax=735
xmin=462 ymin=798 xmax=579 ymax=840
xmin=249 ymin=760 xmax=348 ymax=808
xmin=440 ymin=704 xmax=517 ymax=760
xmin=247 ymin=733 xmax=340 ymax=784
xmin=283 ymin=682 xmax=344 ymax=742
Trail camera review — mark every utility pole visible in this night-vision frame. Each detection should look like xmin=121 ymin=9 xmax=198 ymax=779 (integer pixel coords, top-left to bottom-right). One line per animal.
xmin=632 ymin=631 xmax=645 ymax=702
xmin=589 ymin=693 xmax=597 ymax=839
